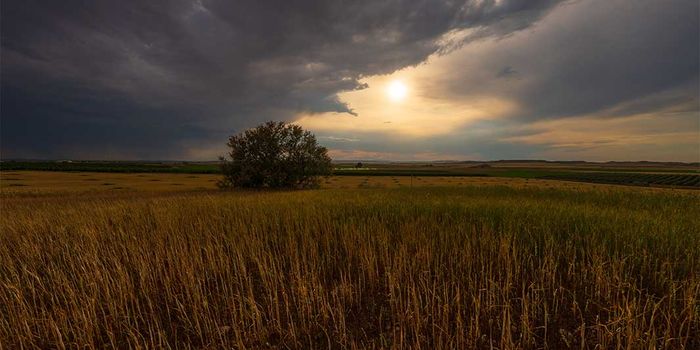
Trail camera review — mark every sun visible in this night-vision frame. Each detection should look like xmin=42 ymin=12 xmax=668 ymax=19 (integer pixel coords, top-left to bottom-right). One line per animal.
xmin=386 ymin=80 xmax=408 ymax=102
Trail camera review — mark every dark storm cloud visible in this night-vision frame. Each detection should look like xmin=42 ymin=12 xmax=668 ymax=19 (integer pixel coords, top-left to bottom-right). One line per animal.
xmin=432 ymin=0 xmax=699 ymax=122
xmin=1 ymin=0 xmax=562 ymax=159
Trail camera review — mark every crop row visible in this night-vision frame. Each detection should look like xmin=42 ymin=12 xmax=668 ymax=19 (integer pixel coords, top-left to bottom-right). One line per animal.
xmin=541 ymin=172 xmax=700 ymax=188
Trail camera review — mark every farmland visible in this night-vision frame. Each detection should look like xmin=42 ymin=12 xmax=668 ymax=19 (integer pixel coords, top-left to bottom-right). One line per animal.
xmin=1 ymin=170 xmax=695 ymax=195
xmin=2 ymin=0 xmax=697 ymax=348
xmin=541 ymin=172 xmax=700 ymax=188
xmin=2 ymin=160 xmax=699 ymax=189
xmin=1 ymin=170 xmax=699 ymax=348
xmin=0 ymin=161 xmax=221 ymax=174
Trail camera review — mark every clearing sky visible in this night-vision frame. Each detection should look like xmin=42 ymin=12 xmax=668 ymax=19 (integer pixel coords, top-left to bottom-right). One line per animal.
xmin=1 ymin=0 xmax=698 ymax=161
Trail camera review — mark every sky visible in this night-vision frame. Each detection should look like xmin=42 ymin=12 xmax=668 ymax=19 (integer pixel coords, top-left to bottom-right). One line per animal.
xmin=1 ymin=0 xmax=698 ymax=162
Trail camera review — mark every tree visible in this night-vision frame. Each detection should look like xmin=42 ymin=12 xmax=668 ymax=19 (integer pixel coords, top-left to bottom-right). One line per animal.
xmin=218 ymin=121 xmax=332 ymax=189
xmin=355 ymin=162 xmax=363 ymax=169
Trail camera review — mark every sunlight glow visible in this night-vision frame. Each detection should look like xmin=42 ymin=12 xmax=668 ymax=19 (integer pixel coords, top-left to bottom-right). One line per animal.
xmin=386 ymin=80 xmax=408 ymax=102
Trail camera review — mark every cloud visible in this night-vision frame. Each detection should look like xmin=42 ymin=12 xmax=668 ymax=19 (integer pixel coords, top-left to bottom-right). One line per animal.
xmin=2 ymin=0 xmax=697 ymax=161
xmin=296 ymin=0 xmax=699 ymax=162
xmin=500 ymin=106 xmax=699 ymax=162
xmin=496 ymin=66 xmax=518 ymax=79
xmin=319 ymin=136 xmax=360 ymax=142
xmin=1 ymin=0 xmax=563 ymax=159
xmin=427 ymin=0 xmax=699 ymax=122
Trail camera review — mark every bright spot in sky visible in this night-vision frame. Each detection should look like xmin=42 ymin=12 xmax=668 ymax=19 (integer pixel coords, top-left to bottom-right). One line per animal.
xmin=387 ymin=80 xmax=408 ymax=102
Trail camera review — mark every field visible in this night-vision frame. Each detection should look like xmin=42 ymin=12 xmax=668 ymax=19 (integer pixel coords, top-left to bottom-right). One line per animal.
xmin=3 ymin=160 xmax=699 ymax=189
xmin=0 ymin=161 xmax=221 ymax=174
xmin=2 ymin=171 xmax=693 ymax=195
xmin=1 ymin=172 xmax=699 ymax=349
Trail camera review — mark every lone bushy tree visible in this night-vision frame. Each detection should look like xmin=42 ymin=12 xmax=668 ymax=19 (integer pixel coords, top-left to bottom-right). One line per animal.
xmin=218 ymin=121 xmax=332 ymax=189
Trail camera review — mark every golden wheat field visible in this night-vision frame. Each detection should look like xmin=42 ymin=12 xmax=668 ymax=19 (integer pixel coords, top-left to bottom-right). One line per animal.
xmin=1 ymin=172 xmax=699 ymax=349
xmin=0 ymin=170 xmax=681 ymax=194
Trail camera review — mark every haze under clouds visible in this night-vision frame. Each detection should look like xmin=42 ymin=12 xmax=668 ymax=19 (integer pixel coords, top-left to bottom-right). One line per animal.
xmin=2 ymin=0 xmax=698 ymax=161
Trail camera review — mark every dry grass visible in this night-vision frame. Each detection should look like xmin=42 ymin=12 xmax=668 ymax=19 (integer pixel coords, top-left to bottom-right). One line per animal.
xmin=1 ymin=182 xmax=699 ymax=348
xmin=0 ymin=171 xmax=219 ymax=194
xmin=1 ymin=171 xmax=682 ymax=195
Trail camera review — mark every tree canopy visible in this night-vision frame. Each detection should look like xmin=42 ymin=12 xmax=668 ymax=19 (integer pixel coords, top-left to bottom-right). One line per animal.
xmin=219 ymin=121 xmax=332 ymax=189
